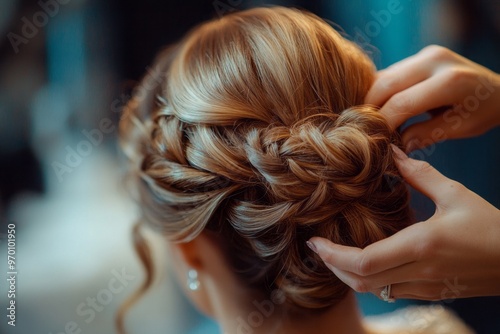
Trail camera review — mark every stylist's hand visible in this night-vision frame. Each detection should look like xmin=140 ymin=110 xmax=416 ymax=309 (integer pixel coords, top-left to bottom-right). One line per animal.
xmin=365 ymin=45 xmax=500 ymax=152
xmin=308 ymin=145 xmax=500 ymax=301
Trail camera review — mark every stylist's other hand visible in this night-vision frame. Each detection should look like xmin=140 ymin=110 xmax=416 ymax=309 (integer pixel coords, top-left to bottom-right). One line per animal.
xmin=365 ymin=45 xmax=500 ymax=152
xmin=308 ymin=145 xmax=500 ymax=301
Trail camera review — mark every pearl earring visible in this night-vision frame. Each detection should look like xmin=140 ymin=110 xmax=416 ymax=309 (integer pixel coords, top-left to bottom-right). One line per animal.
xmin=187 ymin=269 xmax=200 ymax=291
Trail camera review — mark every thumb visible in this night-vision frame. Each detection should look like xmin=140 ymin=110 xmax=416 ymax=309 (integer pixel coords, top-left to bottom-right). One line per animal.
xmin=391 ymin=144 xmax=455 ymax=206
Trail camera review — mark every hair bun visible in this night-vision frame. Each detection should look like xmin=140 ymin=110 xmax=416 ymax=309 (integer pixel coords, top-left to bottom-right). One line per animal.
xmin=244 ymin=105 xmax=395 ymax=207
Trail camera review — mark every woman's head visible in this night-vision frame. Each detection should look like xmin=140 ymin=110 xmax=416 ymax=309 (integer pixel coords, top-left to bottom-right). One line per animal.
xmin=120 ymin=6 xmax=412 ymax=319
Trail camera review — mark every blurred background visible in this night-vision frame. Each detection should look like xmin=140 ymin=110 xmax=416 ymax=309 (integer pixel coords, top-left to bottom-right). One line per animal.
xmin=0 ymin=0 xmax=499 ymax=333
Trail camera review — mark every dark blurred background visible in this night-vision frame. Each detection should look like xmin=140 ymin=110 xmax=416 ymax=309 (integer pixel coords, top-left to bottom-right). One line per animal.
xmin=0 ymin=0 xmax=499 ymax=333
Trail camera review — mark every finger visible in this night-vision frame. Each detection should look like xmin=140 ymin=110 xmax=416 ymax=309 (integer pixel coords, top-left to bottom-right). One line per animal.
xmin=326 ymin=265 xmax=367 ymax=292
xmin=325 ymin=265 xmax=391 ymax=294
xmin=401 ymin=105 xmax=453 ymax=151
xmin=388 ymin=281 xmax=446 ymax=301
xmin=308 ymin=237 xmax=363 ymax=272
xmin=329 ymin=263 xmax=440 ymax=299
xmin=309 ymin=227 xmax=419 ymax=277
xmin=371 ymin=284 xmax=429 ymax=301
xmin=330 ymin=261 xmax=424 ymax=293
xmin=365 ymin=52 xmax=434 ymax=106
xmin=400 ymin=112 xmax=452 ymax=152
xmin=391 ymin=144 xmax=454 ymax=205
xmin=379 ymin=72 xmax=469 ymax=130
xmin=402 ymin=105 xmax=488 ymax=151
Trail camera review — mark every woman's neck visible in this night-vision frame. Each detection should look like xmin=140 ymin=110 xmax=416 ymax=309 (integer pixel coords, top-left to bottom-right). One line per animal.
xmin=211 ymin=289 xmax=367 ymax=334
xmin=190 ymin=234 xmax=368 ymax=334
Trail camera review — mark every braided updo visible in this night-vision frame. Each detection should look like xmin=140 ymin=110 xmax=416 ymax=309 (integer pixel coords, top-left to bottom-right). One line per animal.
xmin=119 ymin=6 xmax=412 ymax=319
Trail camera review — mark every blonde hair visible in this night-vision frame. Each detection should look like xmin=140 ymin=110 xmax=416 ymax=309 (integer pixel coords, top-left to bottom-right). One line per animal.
xmin=118 ymin=6 xmax=412 ymax=330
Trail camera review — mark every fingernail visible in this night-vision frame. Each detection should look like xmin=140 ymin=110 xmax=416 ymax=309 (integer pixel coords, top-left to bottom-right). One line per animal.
xmin=306 ymin=240 xmax=318 ymax=254
xmin=390 ymin=144 xmax=408 ymax=160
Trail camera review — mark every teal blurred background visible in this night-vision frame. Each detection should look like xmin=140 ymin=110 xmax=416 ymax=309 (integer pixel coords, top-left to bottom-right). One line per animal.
xmin=0 ymin=0 xmax=499 ymax=333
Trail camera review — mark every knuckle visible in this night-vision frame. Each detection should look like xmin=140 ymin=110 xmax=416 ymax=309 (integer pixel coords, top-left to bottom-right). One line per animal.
xmin=322 ymin=252 xmax=337 ymax=267
xmin=420 ymin=265 xmax=441 ymax=281
xmin=414 ymin=229 xmax=437 ymax=260
xmin=405 ymin=158 xmax=433 ymax=178
xmin=414 ymin=159 xmax=433 ymax=173
xmin=351 ymin=279 xmax=369 ymax=293
xmin=441 ymin=67 xmax=474 ymax=86
xmin=379 ymin=74 xmax=401 ymax=93
xmin=356 ymin=254 xmax=373 ymax=276
xmin=421 ymin=45 xmax=453 ymax=61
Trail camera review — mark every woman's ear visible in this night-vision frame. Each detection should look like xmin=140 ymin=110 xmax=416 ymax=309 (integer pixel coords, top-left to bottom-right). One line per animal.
xmin=171 ymin=239 xmax=203 ymax=271
xmin=168 ymin=232 xmax=246 ymax=318
xmin=168 ymin=233 xmax=218 ymax=317
xmin=169 ymin=232 xmax=224 ymax=273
